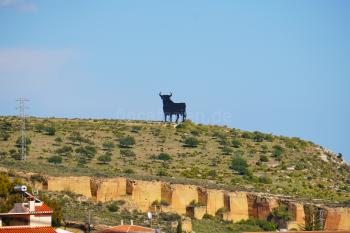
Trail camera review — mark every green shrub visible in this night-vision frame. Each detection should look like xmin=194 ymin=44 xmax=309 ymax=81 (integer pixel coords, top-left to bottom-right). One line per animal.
xmin=237 ymin=218 xmax=277 ymax=231
xmin=258 ymin=176 xmax=272 ymax=184
xmin=271 ymin=205 xmax=291 ymax=228
xmin=54 ymin=137 xmax=63 ymax=143
xmin=15 ymin=137 xmax=31 ymax=147
xmin=160 ymin=200 xmax=170 ymax=206
xmin=40 ymin=195 xmax=63 ymax=227
xmin=260 ymin=155 xmax=269 ymax=162
xmin=183 ymin=137 xmax=199 ymax=147
xmin=207 ymin=170 xmax=217 ymax=178
xmin=30 ymin=174 xmax=45 ymax=183
xmin=230 ymin=157 xmax=250 ymax=175
xmin=68 ymin=131 xmax=92 ymax=145
xmin=119 ymin=136 xmax=136 ymax=148
xmin=273 ymin=145 xmax=284 ymax=157
xmin=9 ymin=149 xmax=21 ymax=160
xmin=295 ymin=162 xmax=305 ymax=170
xmin=131 ymin=126 xmax=142 ymax=133
xmin=157 ymin=152 xmax=172 ymax=161
xmin=156 ymin=169 xmax=170 ymax=177
xmin=215 ymin=207 xmax=228 ymax=217
xmin=55 ymin=146 xmax=73 ymax=156
xmin=241 ymin=131 xmax=254 ymax=139
xmin=75 ymin=146 xmax=97 ymax=159
xmin=98 ymin=154 xmax=112 ymax=164
xmin=124 ymin=168 xmax=135 ymax=174
xmin=102 ymin=141 xmax=115 ymax=151
xmin=221 ymin=147 xmax=233 ymax=155
xmin=232 ymin=139 xmax=242 ymax=148
xmin=0 ymin=131 xmax=10 ymax=141
xmin=107 ymin=202 xmax=119 ymax=212
xmin=45 ymin=126 xmax=56 ymax=136
xmin=47 ymin=155 xmax=62 ymax=164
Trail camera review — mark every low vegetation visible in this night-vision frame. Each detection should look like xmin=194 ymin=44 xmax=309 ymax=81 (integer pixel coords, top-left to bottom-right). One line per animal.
xmin=0 ymin=116 xmax=349 ymax=204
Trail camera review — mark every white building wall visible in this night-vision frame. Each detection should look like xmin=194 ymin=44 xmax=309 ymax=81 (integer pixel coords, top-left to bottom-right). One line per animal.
xmin=29 ymin=215 xmax=52 ymax=226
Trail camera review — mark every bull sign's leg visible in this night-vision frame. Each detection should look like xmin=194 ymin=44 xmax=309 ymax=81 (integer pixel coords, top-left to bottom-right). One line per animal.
xmin=164 ymin=114 xmax=167 ymax=122
xmin=182 ymin=113 xmax=186 ymax=122
xmin=175 ymin=114 xmax=179 ymax=123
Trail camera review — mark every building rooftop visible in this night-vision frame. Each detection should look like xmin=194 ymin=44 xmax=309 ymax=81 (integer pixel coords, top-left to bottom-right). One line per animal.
xmin=0 ymin=203 xmax=53 ymax=216
xmin=0 ymin=226 xmax=57 ymax=233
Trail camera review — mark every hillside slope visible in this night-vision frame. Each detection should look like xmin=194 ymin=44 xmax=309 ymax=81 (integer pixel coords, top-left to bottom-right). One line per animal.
xmin=0 ymin=116 xmax=349 ymax=204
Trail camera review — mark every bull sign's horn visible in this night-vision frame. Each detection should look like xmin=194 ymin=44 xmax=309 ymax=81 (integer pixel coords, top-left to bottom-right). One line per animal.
xmin=159 ymin=92 xmax=162 ymax=97
xmin=169 ymin=92 xmax=172 ymax=97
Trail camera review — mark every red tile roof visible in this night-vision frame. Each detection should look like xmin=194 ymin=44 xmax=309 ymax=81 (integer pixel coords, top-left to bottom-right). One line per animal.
xmin=34 ymin=204 xmax=53 ymax=213
xmin=0 ymin=226 xmax=57 ymax=233
xmin=97 ymin=225 xmax=155 ymax=233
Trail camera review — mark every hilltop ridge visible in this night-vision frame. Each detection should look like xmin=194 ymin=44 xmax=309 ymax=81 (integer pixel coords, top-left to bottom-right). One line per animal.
xmin=0 ymin=116 xmax=349 ymax=204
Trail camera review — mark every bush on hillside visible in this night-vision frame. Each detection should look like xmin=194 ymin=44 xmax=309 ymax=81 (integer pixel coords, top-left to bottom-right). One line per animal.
xmin=102 ymin=141 xmax=115 ymax=151
xmin=0 ymin=131 xmax=10 ymax=141
xmin=119 ymin=136 xmax=136 ymax=148
xmin=47 ymin=155 xmax=62 ymax=164
xmin=55 ymin=146 xmax=73 ymax=156
xmin=260 ymin=155 xmax=269 ymax=162
xmin=98 ymin=154 xmax=112 ymax=164
xmin=230 ymin=157 xmax=250 ymax=175
xmin=273 ymin=145 xmax=284 ymax=157
xmin=232 ymin=139 xmax=242 ymax=148
xmin=15 ymin=137 xmax=31 ymax=147
xmin=157 ymin=152 xmax=172 ymax=161
xmin=221 ymin=146 xmax=233 ymax=155
xmin=237 ymin=218 xmax=277 ymax=231
xmin=107 ymin=202 xmax=119 ymax=212
xmin=258 ymin=176 xmax=272 ymax=184
xmin=183 ymin=137 xmax=199 ymax=147
xmin=75 ymin=146 xmax=97 ymax=159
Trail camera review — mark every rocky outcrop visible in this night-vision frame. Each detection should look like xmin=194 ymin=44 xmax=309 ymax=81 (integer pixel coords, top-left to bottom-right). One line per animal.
xmin=93 ymin=177 xmax=127 ymax=202
xmin=205 ymin=189 xmax=225 ymax=216
xmin=128 ymin=180 xmax=162 ymax=212
xmin=324 ymin=207 xmax=350 ymax=231
xmin=33 ymin=175 xmax=350 ymax=231
xmin=286 ymin=202 xmax=305 ymax=230
xmin=223 ymin=192 xmax=249 ymax=222
xmin=170 ymin=184 xmax=198 ymax=214
xmin=44 ymin=176 xmax=92 ymax=198
xmin=247 ymin=194 xmax=278 ymax=220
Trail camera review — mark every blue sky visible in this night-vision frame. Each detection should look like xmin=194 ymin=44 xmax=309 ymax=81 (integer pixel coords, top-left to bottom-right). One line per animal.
xmin=0 ymin=1 xmax=349 ymax=162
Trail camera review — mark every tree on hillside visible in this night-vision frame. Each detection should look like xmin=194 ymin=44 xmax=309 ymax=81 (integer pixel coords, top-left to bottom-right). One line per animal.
xmin=98 ymin=154 xmax=112 ymax=164
xmin=55 ymin=146 xmax=73 ymax=156
xmin=40 ymin=194 xmax=63 ymax=227
xmin=230 ymin=157 xmax=250 ymax=175
xmin=75 ymin=146 xmax=97 ymax=159
xmin=271 ymin=205 xmax=291 ymax=229
xmin=102 ymin=141 xmax=115 ymax=151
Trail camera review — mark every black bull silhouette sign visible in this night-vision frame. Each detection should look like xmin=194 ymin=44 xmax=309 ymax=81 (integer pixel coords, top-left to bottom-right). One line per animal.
xmin=159 ymin=92 xmax=187 ymax=123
